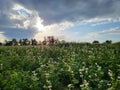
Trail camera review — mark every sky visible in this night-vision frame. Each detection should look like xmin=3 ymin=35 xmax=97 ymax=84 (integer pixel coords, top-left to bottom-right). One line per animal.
xmin=0 ymin=0 xmax=120 ymax=43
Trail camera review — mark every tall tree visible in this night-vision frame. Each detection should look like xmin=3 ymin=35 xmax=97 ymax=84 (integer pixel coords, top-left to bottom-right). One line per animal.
xmin=12 ymin=38 xmax=18 ymax=46
xmin=23 ymin=38 xmax=30 ymax=45
xmin=19 ymin=39 xmax=23 ymax=46
xmin=31 ymin=39 xmax=38 ymax=45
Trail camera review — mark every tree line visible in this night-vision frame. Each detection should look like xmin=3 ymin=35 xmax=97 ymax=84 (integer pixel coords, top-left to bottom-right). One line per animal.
xmin=0 ymin=36 xmax=59 ymax=46
xmin=0 ymin=37 xmax=119 ymax=46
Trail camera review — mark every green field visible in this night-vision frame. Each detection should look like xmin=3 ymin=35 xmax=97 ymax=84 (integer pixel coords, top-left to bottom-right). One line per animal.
xmin=0 ymin=44 xmax=120 ymax=90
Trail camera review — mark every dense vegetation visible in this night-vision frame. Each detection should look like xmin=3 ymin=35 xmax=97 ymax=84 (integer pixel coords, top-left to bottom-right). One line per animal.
xmin=0 ymin=43 xmax=120 ymax=90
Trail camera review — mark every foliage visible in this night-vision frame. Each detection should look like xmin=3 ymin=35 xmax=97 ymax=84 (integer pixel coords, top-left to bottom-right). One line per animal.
xmin=0 ymin=43 xmax=120 ymax=90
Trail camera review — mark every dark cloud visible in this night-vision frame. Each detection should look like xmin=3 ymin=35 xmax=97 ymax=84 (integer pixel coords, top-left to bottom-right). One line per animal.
xmin=0 ymin=0 xmax=13 ymax=26
xmin=14 ymin=0 xmax=120 ymax=25
xmin=1 ymin=0 xmax=120 ymax=26
xmin=0 ymin=0 xmax=13 ymax=10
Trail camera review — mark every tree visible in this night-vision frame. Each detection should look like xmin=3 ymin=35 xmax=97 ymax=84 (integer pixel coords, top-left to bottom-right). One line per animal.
xmin=5 ymin=41 xmax=12 ymax=46
xmin=31 ymin=39 xmax=38 ymax=45
xmin=23 ymin=39 xmax=30 ymax=45
xmin=93 ymin=40 xmax=99 ymax=44
xmin=12 ymin=39 xmax=18 ymax=46
xmin=19 ymin=39 xmax=30 ymax=46
xmin=19 ymin=39 xmax=23 ymax=46
xmin=48 ymin=36 xmax=55 ymax=45
xmin=105 ymin=40 xmax=112 ymax=44
xmin=0 ymin=42 xmax=2 ymax=46
xmin=42 ymin=37 xmax=47 ymax=45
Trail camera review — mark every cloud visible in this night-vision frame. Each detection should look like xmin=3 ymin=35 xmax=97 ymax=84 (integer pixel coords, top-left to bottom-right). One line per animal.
xmin=34 ymin=21 xmax=73 ymax=41
xmin=86 ymin=27 xmax=120 ymax=39
xmin=14 ymin=0 xmax=120 ymax=25
xmin=0 ymin=31 xmax=4 ymax=34
xmin=0 ymin=0 xmax=120 ymax=42
xmin=78 ymin=17 xmax=120 ymax=26
xmin=91 ymin=17 xmax=120 ymax=26
xmin=0 ymin=0 xmax=74 ymax=41
xmin=1 ymin=0 xmax=120 ymax=27
xmin=98 ymin=27 xmax=120 ymax=34
xmin=0 ymin=32 xmax=8 ymax=42
xmin=0 ymin=1 xmax=36 ymax=30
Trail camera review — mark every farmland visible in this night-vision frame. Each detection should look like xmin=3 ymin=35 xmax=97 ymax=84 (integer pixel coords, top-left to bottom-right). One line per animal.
xmin=0 ymin=43 xmax=120 ymax=90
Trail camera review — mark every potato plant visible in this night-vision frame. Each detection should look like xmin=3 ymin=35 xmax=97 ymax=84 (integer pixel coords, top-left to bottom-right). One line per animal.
xmin=0 ymin=44 xmax=120 ymax=90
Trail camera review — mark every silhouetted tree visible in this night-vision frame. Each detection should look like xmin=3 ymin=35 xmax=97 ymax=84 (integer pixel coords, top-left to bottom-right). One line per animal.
xmin=19 ymin=39 xmax=30 ymax=46
xmin=12 ymin=38 xmax=18 ymax=45
xmin=105 ymin=40 xmax=112 ymax=44
xmin=23 ymin=38 xmax=30 ymax=45
xmin=19 ymin=39 xmax=23 ymax=46
xmin=5 ymin=41 xmax=12 ymax=46
xmin=31 ymin=39 xmax=38 ymax=45
xmin=93 ymin=40 xmax=99 ymax=44
xmin=42 ymin=37 xmax=47 ymax=45
xmin=48 ymin=36 xmax=55 ymax=45
xmin=0 ymin=42 xmax=2 ymax=46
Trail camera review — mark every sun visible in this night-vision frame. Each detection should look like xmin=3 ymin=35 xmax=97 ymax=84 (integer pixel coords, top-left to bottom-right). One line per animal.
xmin=34 ymin=17 xmax=45 ymax=32
xmin=35 ymin=21 xmax=45 ymax=32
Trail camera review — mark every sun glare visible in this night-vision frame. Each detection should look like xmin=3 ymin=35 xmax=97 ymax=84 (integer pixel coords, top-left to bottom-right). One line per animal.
xmin=34 ymin=18 xmax=45 ymax=32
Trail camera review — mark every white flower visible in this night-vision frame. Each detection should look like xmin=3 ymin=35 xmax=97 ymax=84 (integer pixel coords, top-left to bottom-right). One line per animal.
xmin=80 ymin=84 xmax=84 ymax=88
xmin=80 ymin=75 xmax=83 ymax=77
xmin=68 ymin=84 xmax=74 ymax=89
xmin=108 ymin=70 xmax=112 ymax=77
xmin=88 ymin=75 xmax=91 ymax=78
xmin=48 ymin=85 xmax=52 ymax=88
xmin=95 ymin=73 xmax=97 ymax=77
xmin=117 ymin=76 xmax=120 ymax=79
xmin=107 ymin=83 xmax=111 ymax=86
xmin=98 ymin=66 xmax=101 ymax=70
xmin=79 ymin=69 xmax=84 ymax=72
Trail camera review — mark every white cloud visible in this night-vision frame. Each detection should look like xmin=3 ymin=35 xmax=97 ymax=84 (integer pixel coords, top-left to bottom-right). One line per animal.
xmin=0 ymin=32 xmax=8 ymax=43
xmin=10 ymin=4 xmax=32 ymax=21
xmin=98 ymin=27 xmax=120 ymax=34
xmin=44 ymin=21 xmax=74 ymax=31
xmin=34 ymin=21 xmax=74 ymax=41
xmin=91 ymin=21 xmax=111 ymax=26
xmin=85 ymin=27 xmax=120 ymax=40
xmin=91 ymin=17 xmax=120 ymax=26
xmin=5 ymin=3 xmax=74 ymax=41
xmin=0 ymin=31 xmax=4 ymax=34
xmin=12 ymin=4 xmax=32 ymax=14
xmin=8 ymin=4 xmax=42 ymax=31
xmin=79 ymin=17 xmax=120 ymax=26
